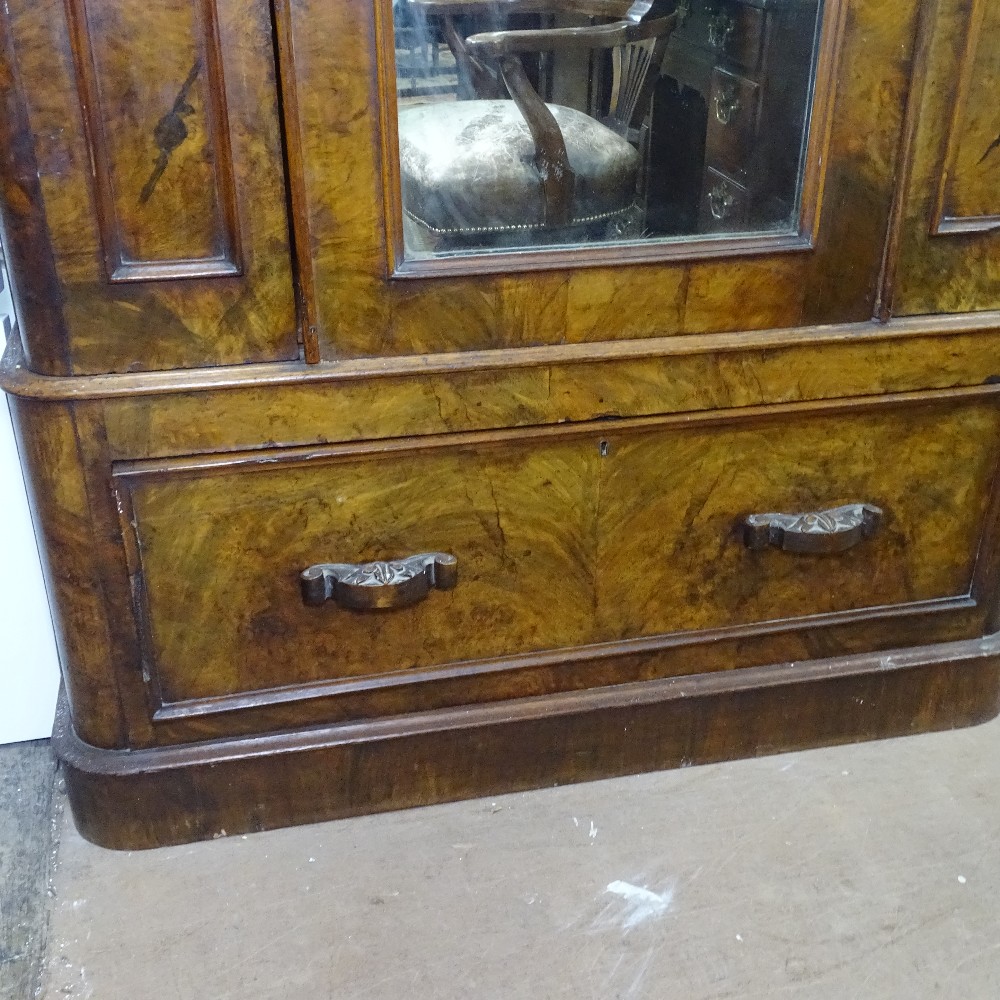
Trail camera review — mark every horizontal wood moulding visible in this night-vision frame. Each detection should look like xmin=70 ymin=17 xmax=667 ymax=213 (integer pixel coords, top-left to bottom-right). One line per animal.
xmin=55 ymin=635 xmax=1000 ymax=848
xmin=387 ymin=233 xmax=816 ymax=279
xmin=4 ymin=311 xmax=1000 ymax=402
xmin=149 ymin=597 xmax=979 ymax=728
xmin=61 ymin=633 xmax=1000 ymax=775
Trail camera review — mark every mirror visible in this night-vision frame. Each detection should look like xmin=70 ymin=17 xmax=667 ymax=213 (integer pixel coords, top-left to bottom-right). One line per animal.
xmin=390 ymin=0 xmax=825 ymax=264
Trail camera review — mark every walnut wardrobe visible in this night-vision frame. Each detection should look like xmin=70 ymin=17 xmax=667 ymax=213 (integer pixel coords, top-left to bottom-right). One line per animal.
xmin=1 ymin=0 xmax=999 ymax=847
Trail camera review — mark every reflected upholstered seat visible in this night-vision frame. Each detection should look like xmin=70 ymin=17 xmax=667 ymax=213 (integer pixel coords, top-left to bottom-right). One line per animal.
xmin=398 ymin=1 xmax=680 ymax=249
xmin=399 ymin=100 xmax=640 ymax=238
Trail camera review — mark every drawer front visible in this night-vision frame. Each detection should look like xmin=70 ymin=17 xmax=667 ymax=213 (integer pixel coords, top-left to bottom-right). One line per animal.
xmin=121 ymin=438 xmax=603 ymax=704
xmin=115 ymin=393 xmax=1000 ymax=717
xmin=673 ymin=1 xmax=768 ymax=73
xmin=705 ymin=68 xmax=761 ymax=179
xmin=714 ymin=2 xmax=767 ymax=72
xmin=599 ymin=401 xmax=998 ymax=638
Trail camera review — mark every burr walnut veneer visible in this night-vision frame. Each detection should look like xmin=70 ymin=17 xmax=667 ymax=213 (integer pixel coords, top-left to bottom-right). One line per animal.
xmin=2 ymin=0 xmax=1000 ymax=848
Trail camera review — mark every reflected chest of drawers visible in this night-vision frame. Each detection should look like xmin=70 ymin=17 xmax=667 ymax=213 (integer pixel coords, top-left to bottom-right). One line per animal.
xmin=658 ymin=0 xmax=821 ymax=231
xmin=2 ymin=0 xmax=999 ymax=848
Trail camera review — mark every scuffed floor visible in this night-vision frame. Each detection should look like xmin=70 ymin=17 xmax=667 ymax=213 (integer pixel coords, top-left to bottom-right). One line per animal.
xmin=21 ymin=719 xmax=1000 ymax=999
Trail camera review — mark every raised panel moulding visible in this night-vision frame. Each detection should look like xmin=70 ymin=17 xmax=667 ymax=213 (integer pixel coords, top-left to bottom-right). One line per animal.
xmin=63 ymin=0 xmax=243 ymax=281
xmin=931 ymin=0 xmax=1000 ymax=236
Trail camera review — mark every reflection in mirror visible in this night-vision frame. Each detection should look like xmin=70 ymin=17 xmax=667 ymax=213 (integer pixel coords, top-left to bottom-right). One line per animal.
xmin=391 ymin=0 xmax=824 ymax=262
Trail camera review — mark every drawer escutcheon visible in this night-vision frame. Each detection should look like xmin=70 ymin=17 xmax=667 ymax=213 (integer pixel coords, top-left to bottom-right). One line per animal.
xmin=301 ymin=553 xmax=458 ymax=610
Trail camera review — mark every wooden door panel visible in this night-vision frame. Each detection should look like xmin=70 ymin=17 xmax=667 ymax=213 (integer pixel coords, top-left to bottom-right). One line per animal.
xmin=0 ymin=0 xmax=297 ymax=374
xmin=278 ymin=0 xmax=918 ymax=359
xmin=891 ymin=0 xmax=1000 ymax=315
xmin=932 ymin=0 xmax=1000 ymax=235
xmin=65 ymin=0 xmax=242 ymax=281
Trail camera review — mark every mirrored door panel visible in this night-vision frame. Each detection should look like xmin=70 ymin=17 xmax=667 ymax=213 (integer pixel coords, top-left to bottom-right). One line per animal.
xmin=279 ymin=0 xmax=916 ymax=358
xmin=390 ymin=0 xmax=825 ymax=265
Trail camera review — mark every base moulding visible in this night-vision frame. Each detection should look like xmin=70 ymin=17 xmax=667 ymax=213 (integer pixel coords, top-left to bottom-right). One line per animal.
xmin=55 ymin=634 xmax=1000 ymax=849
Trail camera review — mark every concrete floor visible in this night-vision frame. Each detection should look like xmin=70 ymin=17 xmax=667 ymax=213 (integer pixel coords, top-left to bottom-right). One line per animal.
xmin=6 ymin=718 xmax=1000 ymax=1000
xmin=0 ymin=742 xmax=56 ymax=1000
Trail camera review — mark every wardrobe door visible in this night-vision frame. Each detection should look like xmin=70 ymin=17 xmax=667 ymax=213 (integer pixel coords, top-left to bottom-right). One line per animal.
xmin=0 ymin=0 xmax=298 ymax=375
xmin=280 ymin=0 xmax=918 ymax=361
xmin=890 ymin=0 xmax=1000 ymax=316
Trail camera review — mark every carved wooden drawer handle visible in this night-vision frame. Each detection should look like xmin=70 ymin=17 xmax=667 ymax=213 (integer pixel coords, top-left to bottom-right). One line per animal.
xmin=300 ymin=553 xmax=458 ymax=610
xmin=743 ymin=504 xmax=884 ymax=555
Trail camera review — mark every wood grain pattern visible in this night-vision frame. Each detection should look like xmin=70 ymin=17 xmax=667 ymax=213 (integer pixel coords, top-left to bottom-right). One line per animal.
xmin=64 ymin=0 xmax=242 ymax=281
xmin=6 ymin=311 xmax=1000 ymax=404
xmin=0 ymin=8 xmax=71 ymax=374
xmin=5 ymin=397 xmax=128 ymax=749
xmin=801 ymin=0 xmax=919 ymax=323
xmin=11 ymin=286 xmax=999 ymax=749
xmin=891 ymin=0 xmax=1000 ymax=315
xmin=929 ymin=0 xmax=1000 ymax=235
xmin=119 ymin=433 xmax=603 ymax=703
xmin=3 ymin=0 xmax=1000 ymax=849
xmin=8 ymin=317 xmax=1000 ymax=464
xmin=597 ymin=401 xmax=997 ymax=633
xmin=0 ymin=0 xmax=297 ymax=374
xmin=112 ymin=392 xmax=1000 ymax=727
xmin=145 ymin=604 xmax=984 ymax=742
xmin=69 ymin=401 xmax=158 ymax=750
xmin=90 ymin=325 xmax=1000 ymax=460
xmin=272 ymin=0 xmax=320 ymax=364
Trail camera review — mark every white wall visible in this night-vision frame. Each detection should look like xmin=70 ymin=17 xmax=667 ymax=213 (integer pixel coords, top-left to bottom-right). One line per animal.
xmin=0 ymin=252 xmax=60 ymax=744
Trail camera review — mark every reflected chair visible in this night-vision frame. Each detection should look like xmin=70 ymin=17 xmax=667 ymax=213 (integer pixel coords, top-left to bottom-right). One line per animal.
xmin=397 ymin=0 xmax=680 ymax=250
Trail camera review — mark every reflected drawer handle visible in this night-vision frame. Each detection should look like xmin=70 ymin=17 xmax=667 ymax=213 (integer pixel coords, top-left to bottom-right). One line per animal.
xmin=707 ymin=181 xmax=736 ymax=220
xmin=714 ymin=84 xmax=742 ymax=126
xmin=300 ymin=552 xmax=458 ymax=610
xmin=743 ymin=504 xmax=884 ymax=555
xmin=707 ymin=12 xmax=735 ymax=50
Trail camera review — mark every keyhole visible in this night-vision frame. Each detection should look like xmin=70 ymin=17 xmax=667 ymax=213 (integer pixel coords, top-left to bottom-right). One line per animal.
xmin=599 ymin=440 xmax=610 ymax=457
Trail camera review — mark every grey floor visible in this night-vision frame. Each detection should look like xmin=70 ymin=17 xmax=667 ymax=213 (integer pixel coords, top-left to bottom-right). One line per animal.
xmin=4 ymin=719 xmax=1000 ymax=1000
xmin=0 ymin=742 xmax=57 ymax=1000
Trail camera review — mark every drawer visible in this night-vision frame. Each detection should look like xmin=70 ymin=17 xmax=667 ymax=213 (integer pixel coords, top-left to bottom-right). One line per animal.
xmin=700 ymin=166 xmax=750 ymax=231
xmin=705 ymin=67 xmax=761 ymax=179
xmin=711 ymin=2 xmax=767 ymax=72
xmin=672 ymin=1 xmax=768 ymax=73
xmin=114 ymin=392 xmax=1000 ymax=717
